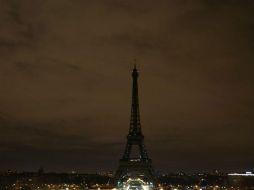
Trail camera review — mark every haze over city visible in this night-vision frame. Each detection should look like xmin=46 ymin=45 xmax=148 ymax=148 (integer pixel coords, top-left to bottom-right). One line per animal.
xmin=0 ymin=0 xmax=254 ymax=173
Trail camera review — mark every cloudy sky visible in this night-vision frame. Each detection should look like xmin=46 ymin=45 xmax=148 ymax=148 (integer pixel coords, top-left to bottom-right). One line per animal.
xmin=0 ymin=0 xmax=253 ymax=173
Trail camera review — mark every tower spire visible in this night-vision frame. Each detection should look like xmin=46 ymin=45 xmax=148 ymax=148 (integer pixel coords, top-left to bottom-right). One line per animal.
xmin=130 ymin=64 xmax=141 ymax=135
xmin=121 ymin=65 xmax=149 ymax=161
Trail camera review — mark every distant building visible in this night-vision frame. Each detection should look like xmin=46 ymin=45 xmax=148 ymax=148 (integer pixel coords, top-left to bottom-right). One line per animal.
xmin=228 ymin=172 xmax=254 ymax=189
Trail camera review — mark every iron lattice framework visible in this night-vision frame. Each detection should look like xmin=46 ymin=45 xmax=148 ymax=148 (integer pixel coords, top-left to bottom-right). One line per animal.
xmin=115 ymin=65 xmax=156 ymax=186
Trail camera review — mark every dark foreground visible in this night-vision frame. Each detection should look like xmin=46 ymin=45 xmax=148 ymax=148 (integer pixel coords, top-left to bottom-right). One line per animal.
xmin=0 ymin=171 xmax=254 ymax=190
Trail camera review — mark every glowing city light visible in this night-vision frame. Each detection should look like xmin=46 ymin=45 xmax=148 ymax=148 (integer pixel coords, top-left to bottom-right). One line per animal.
xmin=228 ymin=172 xmax=254 ymax=176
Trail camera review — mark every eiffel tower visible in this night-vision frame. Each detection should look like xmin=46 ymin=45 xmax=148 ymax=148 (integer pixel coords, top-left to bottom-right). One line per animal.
xmin=115 ymin=65 xmax=156 ymax=187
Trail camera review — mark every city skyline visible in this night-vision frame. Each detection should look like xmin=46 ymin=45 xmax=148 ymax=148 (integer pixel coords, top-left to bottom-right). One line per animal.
xmin=0 ymin=0 xmax=254 ymax=173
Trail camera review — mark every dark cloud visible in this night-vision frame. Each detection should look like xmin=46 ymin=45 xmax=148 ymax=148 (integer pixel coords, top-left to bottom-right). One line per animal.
xmin=0 ymin=0 xmax=253 ymax=172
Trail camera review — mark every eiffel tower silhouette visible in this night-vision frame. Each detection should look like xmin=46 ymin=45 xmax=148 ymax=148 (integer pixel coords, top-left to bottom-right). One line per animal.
xmin=115 ymin=65 xmax=156 ymax=186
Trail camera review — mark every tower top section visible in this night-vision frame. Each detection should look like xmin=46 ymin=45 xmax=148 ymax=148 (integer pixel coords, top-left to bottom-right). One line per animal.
xmin=132 ymin=64 xmax=139 ymax=78
xmin=129 ymin=64 xmax=142 ymax=136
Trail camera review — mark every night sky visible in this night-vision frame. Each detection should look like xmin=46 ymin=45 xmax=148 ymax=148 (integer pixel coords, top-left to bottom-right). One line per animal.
xmin=0 ymin=0 xmax=254 ymax=173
